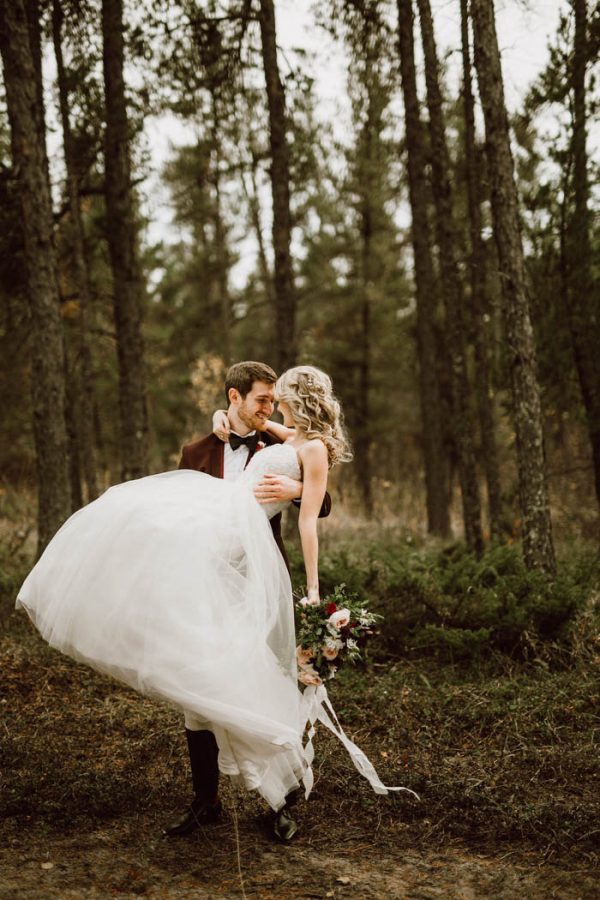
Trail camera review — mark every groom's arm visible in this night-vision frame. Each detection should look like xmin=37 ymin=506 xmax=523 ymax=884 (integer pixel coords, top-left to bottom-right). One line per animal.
xmin=254 ymin=475 xmax=331 ymax=519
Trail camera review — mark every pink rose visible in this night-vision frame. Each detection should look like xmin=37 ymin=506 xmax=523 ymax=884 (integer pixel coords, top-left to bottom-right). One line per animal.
xmin=298 ymin=667 xmax=322 ymax=686
xmin=296 ymin=646 xmax=315 ymax=665
xmin=322 ymin=644 xmax=339 ymax=661
xmin=328 ymin=608 xmax=351 ymax=630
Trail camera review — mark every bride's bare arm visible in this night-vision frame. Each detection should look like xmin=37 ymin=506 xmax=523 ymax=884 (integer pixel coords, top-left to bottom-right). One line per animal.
xmin=264 ymin=419 xmax=296 ymax=441
xmin=212 ymin=409 xmax=230 ymax=441
xmin=211 ymin=411 xmax=293 ymax=444
xmin=296 ymin=440 xmax=329 ymax=602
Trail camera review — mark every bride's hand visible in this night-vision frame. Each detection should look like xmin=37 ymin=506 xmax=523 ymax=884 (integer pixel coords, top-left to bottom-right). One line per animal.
xmin=212 ymin=409 xmax=230 ymax=442
xmin=307 ymin=586 xmax=320 ymax=604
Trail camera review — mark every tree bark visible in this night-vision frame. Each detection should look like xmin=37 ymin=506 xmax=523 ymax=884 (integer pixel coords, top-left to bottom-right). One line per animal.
xmin=396 ymin=0 xmax=451 ymax=537
xmin=258 ymin=0 xmax=296 ymax=370
xmin=102 ymin=0 xmax=148 ymax=480
xmin=356 ymin=148 xmax=374 ymax=517
xmin=53 ymin=0 xmax=99 ymax=502
xmin=459 ymin=0 xmax=502 ymax=539
xmin=417 ymin=0 xmax=483 ymax=555
xmin=350 ymin=9 xmax=381 ymax=517
xmin=471 ymin=0 xmax=556 ymax=573
xmin=213 ymin=169 xmax=232 ymax=364
xmin=64 ymin=342 xmax=83 ymax=510
xmin=0 ymin=0 xmax=71 ymax=553
xmin=242 ymin=151 xmax=275 ymax=307
xmin=209 ymin=93 xmax=232 ymax=365
xmin=565 ymin=0 xmax=600 ymax=514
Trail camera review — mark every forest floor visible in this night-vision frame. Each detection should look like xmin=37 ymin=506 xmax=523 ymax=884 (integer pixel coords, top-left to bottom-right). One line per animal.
xmin=1 ymin=818 xmax=598 ymax=899
xmin=2 ymin=594 xmax=599 ymax=900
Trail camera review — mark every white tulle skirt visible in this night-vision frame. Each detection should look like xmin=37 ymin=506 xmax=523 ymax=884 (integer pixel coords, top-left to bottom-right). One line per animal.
xmin=17 ymin=470 xmax=308 ymax=810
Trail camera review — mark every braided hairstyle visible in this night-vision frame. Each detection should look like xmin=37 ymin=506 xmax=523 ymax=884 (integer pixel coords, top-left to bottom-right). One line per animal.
xmin=275 ymin=366 xmax=353 ymax=467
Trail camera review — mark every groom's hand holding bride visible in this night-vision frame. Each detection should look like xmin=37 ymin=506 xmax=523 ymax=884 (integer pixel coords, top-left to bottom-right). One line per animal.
xmin=212 ymin=408 xmax=304 ymax=505
xmin=254 ymin=473 xmax=304 ymax=505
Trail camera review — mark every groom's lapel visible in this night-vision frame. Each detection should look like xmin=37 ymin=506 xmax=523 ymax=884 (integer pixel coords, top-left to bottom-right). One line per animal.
xmin=198 ymin=433 xmax=225 ymax=478
xmin=211 ymin=436 xmax=225 ymax=478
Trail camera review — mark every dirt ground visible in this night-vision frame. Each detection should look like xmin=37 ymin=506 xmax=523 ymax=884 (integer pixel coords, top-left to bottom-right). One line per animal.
xmin=1 ymin=810 xmax=599 ymax=899
xmin=2 ymin=608 xmax=599 ymax=899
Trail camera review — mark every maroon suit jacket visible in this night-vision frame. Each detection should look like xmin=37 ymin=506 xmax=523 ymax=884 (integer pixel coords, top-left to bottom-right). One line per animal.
xmin=178 ymin=432 xmax=331 ymax=571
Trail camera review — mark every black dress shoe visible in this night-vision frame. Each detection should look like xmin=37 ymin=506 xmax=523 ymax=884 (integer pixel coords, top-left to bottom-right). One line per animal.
xmin=283 ymin=787 xmax=302 ymax=808
xmin=272 ymin=806 xmax=298 ymax=842
xmin=163 ymin=797 xmax=222 ymax=836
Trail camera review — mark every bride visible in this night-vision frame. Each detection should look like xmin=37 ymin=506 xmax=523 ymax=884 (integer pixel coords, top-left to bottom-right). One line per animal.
xmin=17 ymin=365 xmax=410 ymax=840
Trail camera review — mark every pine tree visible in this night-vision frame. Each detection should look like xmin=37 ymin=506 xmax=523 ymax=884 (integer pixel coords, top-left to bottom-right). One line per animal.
xmin=52 ymin=0 xmax=98 ymax=503
xmin=416 ymin=0 xmax=483 ymax=553
xmin=258 ymin=0 xmax=296 ymax=370
xmin=470 ymin=0 xmax=556 ymax=573
xmin=396 ymin=0 xmax=451 ymax=536
xmin=0 ymin=0 xmax=71 ymax=552
xmin=565 ymin=0 xmax=600 ymax=514
xmin=102 ymin=0 xmax=149 ymax=481
xmin=459 ymin=0 xmax=502 ymax=538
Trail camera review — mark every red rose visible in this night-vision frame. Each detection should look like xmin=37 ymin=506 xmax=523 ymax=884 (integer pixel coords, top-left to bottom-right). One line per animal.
xmin=325 ymin=602 xmax=337 ymax=615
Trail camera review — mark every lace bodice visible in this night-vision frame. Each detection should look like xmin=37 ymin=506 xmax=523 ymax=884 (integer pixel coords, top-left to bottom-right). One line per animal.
xmin=238 ymin=443 xmax=301 ymax=519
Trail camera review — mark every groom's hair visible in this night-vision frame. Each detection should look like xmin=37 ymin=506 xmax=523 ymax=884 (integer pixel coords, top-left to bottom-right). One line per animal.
xmin=225 ymin=361 xmax=277 ymax=400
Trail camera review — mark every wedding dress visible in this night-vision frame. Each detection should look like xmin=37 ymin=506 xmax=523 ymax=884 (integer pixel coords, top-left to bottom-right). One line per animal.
xmin=17 ymin=442 xmax=417 ymax=809
xmin=17 ymin=443 xmax=309 ymax=810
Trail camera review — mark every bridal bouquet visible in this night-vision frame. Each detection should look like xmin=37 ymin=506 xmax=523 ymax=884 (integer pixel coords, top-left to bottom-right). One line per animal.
xmin=294 ymin=584 xmax=381 ymax=686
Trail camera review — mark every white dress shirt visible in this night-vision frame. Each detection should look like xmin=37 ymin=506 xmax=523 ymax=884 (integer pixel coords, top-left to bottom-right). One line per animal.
xmin=223 ymin=431 xmax=256 ymax=481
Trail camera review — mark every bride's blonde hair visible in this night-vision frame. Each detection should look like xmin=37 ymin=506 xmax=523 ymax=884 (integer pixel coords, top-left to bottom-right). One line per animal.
xmin=275 ymin=366 xmax=353 ymax=467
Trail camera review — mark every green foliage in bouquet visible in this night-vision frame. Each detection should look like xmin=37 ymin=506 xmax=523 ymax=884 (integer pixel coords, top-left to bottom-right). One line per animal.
xmin=294 ymin=584 xmax=381 ymax=685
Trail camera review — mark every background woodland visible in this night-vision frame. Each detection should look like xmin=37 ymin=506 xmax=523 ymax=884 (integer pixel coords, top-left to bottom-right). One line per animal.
xmin=0 ymin=0 xmax=599 ymax=565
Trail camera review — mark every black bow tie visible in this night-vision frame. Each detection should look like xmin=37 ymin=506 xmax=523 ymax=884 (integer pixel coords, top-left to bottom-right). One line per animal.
xmin=229 ymin=432 xmax=259 ymax=452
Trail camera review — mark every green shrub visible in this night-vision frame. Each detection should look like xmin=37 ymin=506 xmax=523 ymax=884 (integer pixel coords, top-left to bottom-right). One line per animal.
xmin=290 ymin=535 xmax=599 ymax=663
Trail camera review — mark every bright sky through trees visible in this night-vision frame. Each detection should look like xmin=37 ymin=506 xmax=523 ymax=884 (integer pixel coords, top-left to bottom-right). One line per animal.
xmin=141 ymin=0 xmax=581 ymax=289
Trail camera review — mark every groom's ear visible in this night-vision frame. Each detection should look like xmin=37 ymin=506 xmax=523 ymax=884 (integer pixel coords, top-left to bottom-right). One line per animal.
xmin=228 ymin=387 xmax=240 ymax=405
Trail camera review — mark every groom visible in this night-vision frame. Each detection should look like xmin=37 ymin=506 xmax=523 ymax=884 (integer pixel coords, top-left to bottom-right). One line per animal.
xmin=163 ymin=360 xmax=331 ymax=841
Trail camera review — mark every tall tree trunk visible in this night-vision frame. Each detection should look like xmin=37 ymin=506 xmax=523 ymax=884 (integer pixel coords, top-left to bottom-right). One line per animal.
xmin=353 ymin=13 xmax=378 ymax=518
xmin=558 ymin=153 xmax=572 ymax=373
xmin=0 ymin=0 xmax=71 ymax=553
xmin=64 ymin=343 xmax=83 ymax=510
xmin=242 ymin=152 xmax=275 ymax=307
xmin=213 ymin=170 xmax=231 ymax=364
xmin=102 ymin=0 xmax=148 ymax=480
xmin=396 ymin=0 xmax=451 ymax=537
xmin=565 ymin=0 xmax=600 ymax=513
xmin=52 ymin=0 xmax=99 ymax=502
xmin=459 ymin=0 xmax=502 ymax=539
xmin=416 ymin=0 xmax=483 ymax=555
xmin=210 ymin=94 xmax=232 ymax=365
xmin=471 ymin=0 xmax=556 ymax=573
xmin=356 ymin=184 xmax=373 ymax=516
xmin=258 ymin=0 xmax=296 ymax=370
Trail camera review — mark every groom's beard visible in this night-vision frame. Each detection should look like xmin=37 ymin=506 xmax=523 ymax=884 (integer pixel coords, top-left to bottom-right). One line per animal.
xmin=237 ymin=404 xmax=268 ymax=433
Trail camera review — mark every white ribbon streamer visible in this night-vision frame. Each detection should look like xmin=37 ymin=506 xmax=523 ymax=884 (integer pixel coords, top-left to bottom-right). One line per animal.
xmin=300 ymin=684 xmax=420 ymax=800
